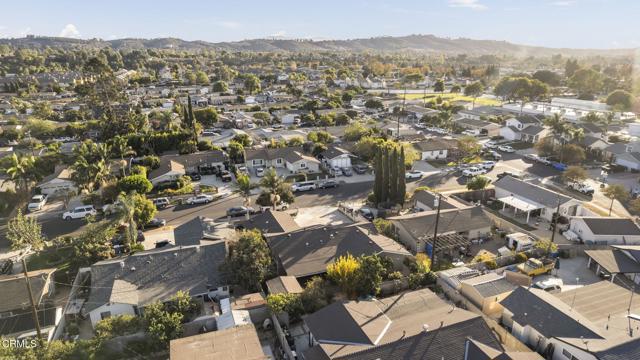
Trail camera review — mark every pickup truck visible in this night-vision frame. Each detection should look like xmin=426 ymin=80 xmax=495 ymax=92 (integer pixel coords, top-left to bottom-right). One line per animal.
xmin=517 ymin=258 xmax=556 ymax=276
xmin=567 ymin=182 xmax=595 ymax=195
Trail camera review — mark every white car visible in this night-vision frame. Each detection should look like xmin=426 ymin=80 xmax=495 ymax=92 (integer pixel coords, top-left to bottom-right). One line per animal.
xmin=524 ymin=153 xmax=540 ymax=162
xmin=534 ymin=278 xmax=563 ymax=293
xmin=27 ymin=195 xmax=47 ymax=212
xmin=568 ymin=182 xmax=595 ymax=195
xmin=63 ymin=205 xmax=97 ymax=220
xmin=291 ymin=181 xmax=317 ymax=192
xmin=479 ymin=161 xmax=496 ymax=170
xmin=185 ymin=194 xmax=214 ymax=205
xmin=405 ymin=170 xmax=424 ymax=179
xmin=536 ymin=156 xmax=551 ymax=165
xmin=498 ymin=145 xmax=515 ymax=153
xmin=483 ymin=141 xmax=498 ymax=149
xmin=255 ymin=167 xmax=265 ymax=177
xmin=462 ymin=167 xmax=487 ymax=177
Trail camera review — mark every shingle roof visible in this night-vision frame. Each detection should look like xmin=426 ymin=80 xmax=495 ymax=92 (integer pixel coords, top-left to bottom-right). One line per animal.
xmin=605 ymin=143 xmax=628 ymax=155
xmin=519 ymin=125 xmax=546 ymax=136
xmin=320 ymin=145 xmax=351 ymax=160
xmin=584 ymin=250 xmax=640 ymax=274
xmin=170 ymin=324 xmax=268 ymax=360
xmin=581 ymin=217 xmax=640 ymax=236
xmin=149 ymin=151 xmax=226 ymax=179
xmin=266 ymin=223 xmax=410 ymax=278
xmin=245 ymin=146 xmax=316 ymax=164
xmin=237 ymin=209 xmax=300 ymax=234
xmin=413 ymin=190 xmax=459 ymax=210
xmin=265 ymin=276 xmax=304 ymax=295
xmin=413 ymin=138 xmax=458 ymax=152
xmin=462 ymin=274 xmax=519 ymax=298
xmin=86 ymin=243 xmax=226 ymax=312
xmin=0 ymin=304 xmax=59 ymax=336
xmin=494 ymin=176 xmax=573 ymax=207
xmin=0 ymin=269 xmax=55 ymax=313
xmin=389 ymin=206 xmax=491 ymax=242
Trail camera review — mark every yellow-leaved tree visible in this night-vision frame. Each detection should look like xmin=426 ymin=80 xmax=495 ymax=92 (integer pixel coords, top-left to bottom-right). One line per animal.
xmin=327 ymin=254 xmax=361 ymax=299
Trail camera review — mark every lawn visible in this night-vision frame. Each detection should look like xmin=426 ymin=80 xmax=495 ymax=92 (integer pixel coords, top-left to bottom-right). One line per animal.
xmin=401 ymin=93 xmax=502 ymax=107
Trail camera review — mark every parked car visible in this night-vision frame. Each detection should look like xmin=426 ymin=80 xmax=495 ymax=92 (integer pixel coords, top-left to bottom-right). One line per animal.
xmin=145 ymin=218 xmax=167 ymax=228
xmin=341 ymin=167 xmax=353 ymax=177
xmin=496 ymin=171 xmax=522 ymax=180
xmin=462 ymin=129 xmax=480 ymax=136
xmin=483 ymin=141 xmax=498 ymax=149
xmin=353 ymin=164 xmax=369 ymax=174
xmin=536 ymin=156 xmax=551 ymax=165
xmin=63 ymin=205 xmax=97 ymax=220
xmin=202 ymin=130 xmax=219 ymax=137
xmin=524 ymin=153 xmax=540 ymax=162
xmin=185 ymin=194 xmax=214 ymax=205
xmin=236 ymin=165 xmax=247 ymax=174
xmin=27 ymin=195 xmax=47 ymax=212
xmin=291 ymin=181 xmax=317 ymax=192
xmin=255 ymin=167 xmax=265 ymax=177
xmin=220 ymin=170 xmax=233 ymax=182
xmin=152 ymin=197 xmax=170 ymax=209
xmin=479 ymin=161 xmax=496 ymax=170
xmin=462 ymin=167 xmax=487 ymax=177
xmin=488 ymin=150 xmax=502 ymax=160
xmin=188 ymin=172 xmax=202 ymax=181
xmin=405 ymin=170 xmax=424 ymax=179
xmin=601 ymin=164 xmax=626 ymax=173
xmin=359 ymin=208 xmax=375 ymax=221
xmin=226 ymin=206 xmax=256 ymax=217
xmin=551 ymin=162 xmax=567 ymax=171
xmin=318 ymin=180 xmax=339 ymax=189
xmin=497 ymin=145 xmax=515 ymax=153
xmin=567 ymin=182 xmax=595 ymax=195
xmin=534 ymin=278 xmax=563 ymax=293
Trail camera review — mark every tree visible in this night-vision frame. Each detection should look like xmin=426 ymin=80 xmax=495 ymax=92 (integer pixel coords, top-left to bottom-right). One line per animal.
xmin=565 ymin=59 xmax=580 ymax=78
xmin=224 ymin=229 xmax=273 ymax=291
xmin=374 ymin=149 xmax=383 ymax=204
xmin=466 ymin=175 xmax=491 ymax=191
xmin=236 ymin=172 xmax=253 ymax=206
xmin=560 ymin=144 xmax=586 ymax=165
xmin=397 ymin=146 xmax=406 ymax=205
xmin=133 ymin=194 xmax=157 ymax=228
xmin=562 ymin=166 xmax=587 ymax=183
xmin=355 ymin=254 xmax=386 ymax=297
xmin=144 ymin=301 xmax=183 ymax=346
xmin=4 ymin=153 xmax=40 ymax=195
xmin=327 ymin=254 xmax=361 ymax=299
xmin=364 ymin=99 xmax=384 ymax=110
xmin=457 ymin=136 xmax=481 ymax=160
xmin=243 ymin=74 xmax=261 ymax=94
xmin=72 ymin=221 xmax=117 ymax=267
xmin=568 ymin=68 xmax=602 ymax=99
xmin=6 ymin=209 xmax=45 ymax=251
xmin=464 ymin=82 xmax=484 ymax=109
xmin=110 ymin=135 xmax=134 ymax=161
xmin=266 ymin=293 xmax=304 ymax=320
xmin=603 ymin=184 xmax=629 ymax=216
xmin=232 ymin=133 xmax=253 ymax=146
xmin=212 ymin=80 xmax=229 ymax=93
xmin=194 ymin=107 xmax=219 ymax=127
xmin=433 ymin=79 xmax=445 ymax=93
xmin=389 ymin=148 xmax=399 ymax=203
xmin=381 ymin=147 xmax=390 ymax=204
xmin=606 ymin=90 xmax=635 ymax=111
xmin=344 ymin=122 xmax=372 ymax=142
xmin=629 ymin=198 xmax=640 ymax=216
xmin=164 ymin=290 xmax=199 ymax=321
xmin=117 ymin=174 xmax=152 ymax=194
xmin=300 ymin=276 xmax=329 ymax=313
xmin=227 ymin=141 xmax=244 ymax=164
xmin=195 ymin=70 xmax=210 ymax=85
xmin=532 ymin=70 xmax=561 ymax=86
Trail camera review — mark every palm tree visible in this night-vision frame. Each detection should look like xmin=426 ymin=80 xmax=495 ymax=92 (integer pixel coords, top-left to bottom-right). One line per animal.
xmin=110 ymin=136 xmax=135 ymax=176
xmin=115 ymin=192 xmax=138 ymax=246
xmin=4 ymin=153 xmax=40 ymax=196
xmin=544 ymin=113 xmax=568 ymax=139
xmin=260 ymin=168 xmax=285 ymax=208
xmin=236 ymin=172 xmax=254 ymax=207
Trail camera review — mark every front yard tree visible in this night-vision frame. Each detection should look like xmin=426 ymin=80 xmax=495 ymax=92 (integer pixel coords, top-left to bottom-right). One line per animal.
xmin=4 ymin=153 xmax=40 ymax=196
xmin=224 ymin=229 xmax=273 ymax=292
xmin=562 ymin=166 xmax=588 ymax=183
xmin=606 ymin=90 xmax=635 ymax=111
xmin=374 ymin=150 xmax=383 ymax=203
xmin=243 ymin=74 xmax=261 ymax=94
xmin=603 ymin=184 xmax=630 ymax=216
xmin=117 ymin=174 xmax=152 ymax=194
xmin=433 ymin=79 xmax=445 ymax=93
xmin=560 ymin=144 xmax=586 ymax=165
xmin=144 ymin=301 xmax=184 ymax=346
xmin=397 ymin=146 xmax=406 ymax=205
xmin=389 ymin=148 xmax=399 ymax=203
xmin=381 ymin=147 xmax=390 ymax=204
xmin=7 ymin=210 xmax=46 ymax=251
xmin=464 ymin=81 xmax=484 ymax=109
xmin=466 ymin=176 xmax=491 ymax=191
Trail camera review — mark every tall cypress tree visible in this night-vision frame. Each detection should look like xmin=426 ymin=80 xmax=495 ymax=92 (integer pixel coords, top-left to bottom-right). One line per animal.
xmin=389 ymin=148 xmax=398 ymax=204
xmin=381 ymin=147 xmax=390 ymax=204
xmin=398 ymin=146 xmax=406 ymax=205
xmin=187 ymin=95 xmax=198 ymax=140
xmin=374 ymin=149 xmax=383 ymax=204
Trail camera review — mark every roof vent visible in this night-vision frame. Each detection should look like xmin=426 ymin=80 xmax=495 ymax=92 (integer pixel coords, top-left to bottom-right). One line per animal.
xmin=120 ymin=262 xmax=125 ymax=269
xmin=130 ymin=266 xmax=136 ymax=271
xmin=422 ymin=324 xmax=429 ymax=333
xmin=305 ymin=242 xmax=309 ymax=247
xmin=195 ymin=246 xmax=200 ymax=252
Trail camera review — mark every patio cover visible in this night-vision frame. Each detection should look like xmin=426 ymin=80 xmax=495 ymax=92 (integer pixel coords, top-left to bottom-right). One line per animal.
xmin=498 ymin=195 xmax=544 ymax=212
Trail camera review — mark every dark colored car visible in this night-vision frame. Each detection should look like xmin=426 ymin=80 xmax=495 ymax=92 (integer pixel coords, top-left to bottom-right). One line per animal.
xmin=220 ymin=170 xmax=233 ymax=182
xmin=359 ymin=208 xmax=375 ymax=221
xmin=188 ymin=173 xmax=202 ymax=181
xmin=146 ymin=218 xmax=167 ymax=228
xmin=353 ymin=164 xmax=369 ymax=174
xmin=496 ymin=171 xmax=522 ymax=180
xmin=226 ymin=206 xmax=255 ymax=217
xmin=318 ymin=180 xmax=339 ymax=189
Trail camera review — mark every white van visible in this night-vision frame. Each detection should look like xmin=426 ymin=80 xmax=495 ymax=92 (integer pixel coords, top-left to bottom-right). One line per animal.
xmin=62 ymin=205 xmax=97 ymax=220
xmin=291 ymin=181 xmax=316 ymax=192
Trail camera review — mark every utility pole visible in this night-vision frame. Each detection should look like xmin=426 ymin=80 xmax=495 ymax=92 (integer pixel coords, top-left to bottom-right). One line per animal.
xmin=547 ymin=195 xmax=561 ymax=256
xmin=21 ymin=258 xmax=42 ymax=342
xmin=432 ymin=193 xmax=442 ymax=270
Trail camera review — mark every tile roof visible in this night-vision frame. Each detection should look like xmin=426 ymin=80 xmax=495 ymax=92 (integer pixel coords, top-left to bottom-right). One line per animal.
xmin=86 ymin=243 xmax=227 ymax=312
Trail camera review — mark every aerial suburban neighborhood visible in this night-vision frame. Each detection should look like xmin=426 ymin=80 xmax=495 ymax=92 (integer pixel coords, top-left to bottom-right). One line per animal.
xmin=1 ymin=2 xmax=640 ymax=359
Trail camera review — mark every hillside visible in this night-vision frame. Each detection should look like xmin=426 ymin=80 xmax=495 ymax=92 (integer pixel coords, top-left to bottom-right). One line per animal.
xmin=0 ymin=34 xmax=634 ymax=57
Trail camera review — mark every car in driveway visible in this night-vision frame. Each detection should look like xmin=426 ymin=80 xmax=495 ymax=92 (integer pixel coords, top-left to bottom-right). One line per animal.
xmin=479 ymin=161 xmax=496 ymax=170
xmin=487 ymin=150 xmax=502 ymax=160
xmin=462 ymin=167 xmax=487 ymax=177
xmin=567 ymin=182 xmax=595 ymax=195
xmin=353 ymin=164 xmax=369 ymax=174
xmin=537 ymin=156 xmax=551 ymax=165
xmin=483 ymin=141 xmax=498 ymax=149
xmin=226 ymin=206 xmax=256 ymax=217
xmin=291 ymin=181 xmax=317 ymax=192
xmin=496 ymin=171 xmax=522 ymax=180
xmin=63 ymin=205 xmax=97 ymax=220
xmin=551 ymin=162 xmax=567 ymax=171
xmin=188 ymin=172 xmax=202 ymax=181
xmin=219 ymin=170 xmax=233 ymax=182
xmin=405 ymin=170 xmax=424 ymax=179
xmin=255 ymin=167 xmax=265 ymax=177
xmin=524 ymin=153 xmax=540 ymax=162
xmin=152 ymin=197 xmax=170 ymax=209
xmin=185 ymin=194 xmax=214 ymax=205
xmin=534 ymin=278 xmax=563 ymax=293
xmin=341 ymin=167 xmax=353 ymax=176
xmin=145 ymin=218 xmax=167 ymax=228
xmin=497 ymin=145 xmax=515 ymax=153
xmin=318 ymin=180 xmax=339 ymax=189
xmin=359 ymin=208 xmax=375 ymax=221
xmin=27 ymin=195 xmax=47 ymax=212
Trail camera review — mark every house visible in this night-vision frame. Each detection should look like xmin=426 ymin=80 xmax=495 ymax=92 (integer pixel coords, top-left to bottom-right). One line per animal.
xmin=458 ymin=106 xmax=508 ymax=120
xmin=584 ymin=245 xmax=640 ymax=285
xmin=519 ymin=125 xmax=550 ymax=144
xmin=318 ymin=145 xmax=352 ymax=169
xmin=148 ymin=151 xmax=227 ymax=185
xmin=614 ymin=151 xmax=640 ymax=171
xmin=576 ymin=123 xmax=603 ymax=138
xmin=265 ymin=222 xmax=411 ymax=279
xmin=603 ymin=142 xmax=629 ymax=160
xmin=85 ymin=242 xmax=227 ymax=328
xmin=568 ymin=217 xmax=640 ymax=245
xmin=500 ymin=282 xmax=640 ymax=360
xmin=302 ymin=288 xmax=505 ymax=360
xmin=236 ymin=209 xmax=300 ymax=235
xmin=580 ymin=136 xmax=609 ymax=152
xmin=244 ymin=146 xmax=320 ymax=174
xmin=389 ymin=206 xmax=492 ymax=253
xmin=493 ymin=176 xmax=582 ymax=223
xmin=37 ymin=165 xmax=77 ymax=196
xmin=403 ymin=105 xmax=440 ymax=124
xmin=265 ymin=276 xmax=304 ymax=295
xmin=413 ymin=138 xmax=458 ymax=160
xmin=455 ymin=118 xmax=501 ymax=137
xmin=0 ymin=269 xmax=61 ymax=341
xmin=499 ymin=116 xmax=542 ymax=141
xmin=459 ymin=271 xmax=530 ymax=316
xmin=273 ymin=109 xmax=304 ymax=125
xmin=169 ymin=324 xmax=269 ymax=360
xmin=413 ymin=189 xmax=465 ymax=211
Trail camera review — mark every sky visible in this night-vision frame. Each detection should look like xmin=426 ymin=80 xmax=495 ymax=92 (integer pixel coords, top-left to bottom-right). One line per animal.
xmin=1 ymin=0 xmax=638 ymax=49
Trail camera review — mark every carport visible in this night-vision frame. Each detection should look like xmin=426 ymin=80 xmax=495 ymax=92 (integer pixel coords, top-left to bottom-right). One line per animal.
xmin=497 ymin=195 xmax=544 ymax=223
xmin=585 ymin=249 xmax=640 ymax=283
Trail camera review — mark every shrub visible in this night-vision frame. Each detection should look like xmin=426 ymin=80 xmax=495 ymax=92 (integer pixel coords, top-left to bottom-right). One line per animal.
xmin=515 ymin=252 xmax=528 ymax=263
xmin=118 ymin=175 xmax=153 ymax=194
xmin=178 ymin=140 xmax=198 ymax=154
xmin=141 ymin=155 xmax=160 ymax=169
xmin=197 ymin=139 xmax=213 ymax=151
xmin=484 ymin=260 xmax=497 ymax=270
xmin=373 ymin=218 xmax=396 ymax=239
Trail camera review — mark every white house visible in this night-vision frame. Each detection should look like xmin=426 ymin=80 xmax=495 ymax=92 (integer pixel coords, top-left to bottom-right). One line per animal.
xmin=413 ymin=138 xmax=457 ymax=160
xmin=148 ymin=160 xmax=185 ymax=186
xmin=568 ymin=217 xmax=640 ymax=245
xmin=245 ymin=147 xmax=320 ymax=174
xmin=499 ymin=116 xmax=542 ymax=141
xmin=37 ymin=166 xmax=78 ymax=196
xmin=319 ymin=145 xmax=352 ymax=169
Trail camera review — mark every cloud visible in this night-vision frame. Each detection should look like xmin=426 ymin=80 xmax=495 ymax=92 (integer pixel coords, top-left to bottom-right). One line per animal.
xmin=217 ymin=21 xmax=241 ymax=29
xmin=59 ymin=24 xmax=80 ymax=38
xmin=448 ymin=0 xmax=487 ymax=10
xmin=551 ymin=0 xmax=576 ymax=5
xmin=270 ymin=30 xmax=286 ymax=38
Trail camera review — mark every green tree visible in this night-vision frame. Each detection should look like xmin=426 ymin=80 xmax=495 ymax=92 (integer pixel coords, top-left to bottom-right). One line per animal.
xmin=397 ymin=146 xmax=406 ymax=204
xmin=144 ymin=301 xmax=183 ymax=346
xmin=560 ymin=144 xmax=586 ymax=165
xmin=374 ymin=149 xmax=383 ymax=204
xmin=72 ymin=221 xmax=117 ymax=267
xmin=606 ymin=90 xmax=635 ymax=111
xmin=381 ymin=147 xmax=390 ymax=204
xmin=364 ymin=99 xmax=384 ymax=110
xmin=4 ymin=153 xmax=40 ymax=195
xmin=603 ymin=184 xmax=629 ymax=216
xmin=227 ymin=141 xmax=244 ymax=164
xmin=236 ymin=172 xmax=253 ymax=206
xmin=466 ymin=175 xmax=491 ymax=191
xmin=164 ymin=290 xmax=199 ymax=321
xmin=457 ymin=136 xmax=481 ymax=160
xmin=224 ymin=229 xmax=273 ymax=291
xmin=568 ymin=68 xmax=602 ymax=99
xmin=532 ymin=70 xmax=561 ymax=86
xmin=389 ymin=148 xmax=399 ymax=203
xmin=355 ymin=254 xmax=386 ymax=297
xmin=194 ymin=107 xmax=219 ymax=127
xmin=300 ymin=276 xmax=329 ymax=313
xmin=6 ymin=209 xmax=45 ymax=251
xmin=464 ymin=81 xmax=484 ymax=109
xmin=117 ymin=174 xmax=152 ymax=194
xmin=266 ymin=293 xmax=304 ymax=320
xmin=243 ymin=74 xmax=261 ymax=94
xmin=212 ymin=80 xmax=229 ymax=93
xmin=433 ymin=79 xmax=445 ymax=93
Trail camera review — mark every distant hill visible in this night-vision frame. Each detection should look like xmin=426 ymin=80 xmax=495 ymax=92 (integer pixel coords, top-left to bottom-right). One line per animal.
xmin=0 ymin=34 xmax=634 ymax=57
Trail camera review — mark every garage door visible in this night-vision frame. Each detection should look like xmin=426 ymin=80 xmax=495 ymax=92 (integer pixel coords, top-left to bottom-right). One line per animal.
xmin=333 ymin=157 xmax=350 ymax=168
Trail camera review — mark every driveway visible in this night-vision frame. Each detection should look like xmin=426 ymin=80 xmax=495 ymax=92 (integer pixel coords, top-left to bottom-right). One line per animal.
xmin=294 ymin=206 xmax=353 ymax=227
xmin=199 ymin=174 xmax=235 ymax=196
xmin=532 ymin=256 xmax=601 ymax=292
